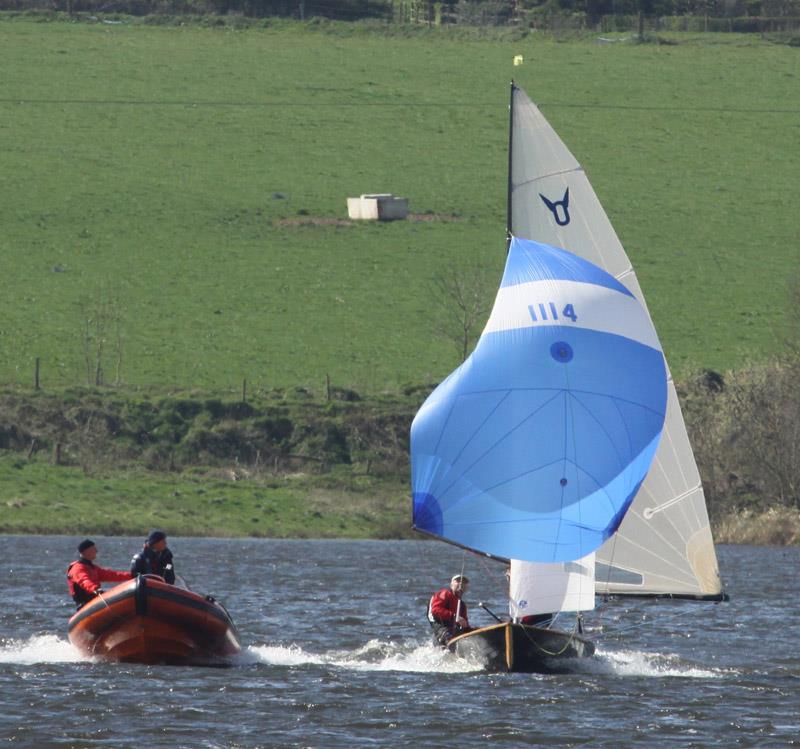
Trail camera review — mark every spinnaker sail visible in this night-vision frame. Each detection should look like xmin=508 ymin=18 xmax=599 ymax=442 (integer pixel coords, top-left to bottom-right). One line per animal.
xmin=411 ymin=236 xmax=668 ymax=563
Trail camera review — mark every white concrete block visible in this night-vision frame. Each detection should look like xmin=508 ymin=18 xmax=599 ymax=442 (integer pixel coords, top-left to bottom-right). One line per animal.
xmin=346 ymin=194 xmax=409 ymax=221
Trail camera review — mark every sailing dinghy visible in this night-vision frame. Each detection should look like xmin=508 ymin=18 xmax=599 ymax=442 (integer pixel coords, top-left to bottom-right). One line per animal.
xmin=410 ymin=83 xmax=724 ymax=673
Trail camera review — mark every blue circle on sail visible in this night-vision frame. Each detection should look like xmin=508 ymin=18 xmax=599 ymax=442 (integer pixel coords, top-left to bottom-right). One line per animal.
xmin=550 ymin=341 xmax=573 ymax=363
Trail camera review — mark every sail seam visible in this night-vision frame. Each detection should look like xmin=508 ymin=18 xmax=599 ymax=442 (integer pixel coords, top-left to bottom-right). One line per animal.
xmin=512 ymin=166 xmax=584 ymax=190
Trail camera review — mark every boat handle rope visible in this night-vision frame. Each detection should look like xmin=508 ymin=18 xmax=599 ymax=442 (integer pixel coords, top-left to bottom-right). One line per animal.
xmin=520 ymin=617 xmax=584 ymax=657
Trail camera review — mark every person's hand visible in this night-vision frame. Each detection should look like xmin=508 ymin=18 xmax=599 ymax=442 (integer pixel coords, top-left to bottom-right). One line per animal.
xmin=456 ymin=616 xmax=468 ymax=627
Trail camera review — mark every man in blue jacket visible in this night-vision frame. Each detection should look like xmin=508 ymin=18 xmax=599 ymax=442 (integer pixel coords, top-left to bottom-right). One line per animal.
xmin=130 ymin=530 xmax=176 ymax=584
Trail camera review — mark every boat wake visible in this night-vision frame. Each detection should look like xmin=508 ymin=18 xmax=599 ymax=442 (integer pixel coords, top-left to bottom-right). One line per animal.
xmin=0 ymin=634 xmax=86 ymax=665
xmin=584 ymin=648 xmax=726 ymax=678
xmin=242 ymin=638 xmax=484 ymax=673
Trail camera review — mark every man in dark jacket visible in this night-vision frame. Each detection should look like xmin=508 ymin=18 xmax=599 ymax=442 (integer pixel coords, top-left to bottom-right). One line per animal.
xmin=427 ymin=574 xmax=472 ymax=646
xmin=66 ymin=539 xmax=133 ymax=609
xmin=130 ymin=530 xmax=175 ymax=584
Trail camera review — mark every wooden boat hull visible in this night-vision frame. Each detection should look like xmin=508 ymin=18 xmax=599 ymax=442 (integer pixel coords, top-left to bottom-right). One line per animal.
xmin=447 ymin=622 xmax=594 ymax=673
xmin=68 ymin=574 xmax=241 ymax=665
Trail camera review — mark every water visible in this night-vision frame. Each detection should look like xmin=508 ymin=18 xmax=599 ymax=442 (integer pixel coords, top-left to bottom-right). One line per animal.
xmin=1 ymin=536 xmax=798 ymax=748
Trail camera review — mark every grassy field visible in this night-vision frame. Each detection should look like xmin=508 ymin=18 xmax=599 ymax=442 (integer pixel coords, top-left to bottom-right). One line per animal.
xmin=1 ymin=18 xmax=798 ymax=397
xmin=1 ymin=18 xmax=798 ymax=540
xmin=0 ymin=451 xmax=410 ymax=537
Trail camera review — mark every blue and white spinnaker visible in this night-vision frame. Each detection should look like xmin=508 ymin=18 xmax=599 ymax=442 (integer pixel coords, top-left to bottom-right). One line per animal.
xmin=411 ymin=236 xmax=667 ymax=563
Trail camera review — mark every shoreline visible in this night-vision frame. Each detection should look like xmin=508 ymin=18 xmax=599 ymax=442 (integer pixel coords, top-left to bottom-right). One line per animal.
xmin=2 ymin=508 xmax=798 ymax=546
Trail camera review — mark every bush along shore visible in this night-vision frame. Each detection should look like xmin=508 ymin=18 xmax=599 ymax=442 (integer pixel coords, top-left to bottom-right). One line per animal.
xmin=2 ymin=366 xmax=800 ymax=544
xmin=0 ymin=384 xmax=422 ymax=538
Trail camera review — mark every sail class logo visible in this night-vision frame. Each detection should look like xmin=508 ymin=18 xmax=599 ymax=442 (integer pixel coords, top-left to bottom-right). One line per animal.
xmin=540 ymin=188 xmax=571 ymax=226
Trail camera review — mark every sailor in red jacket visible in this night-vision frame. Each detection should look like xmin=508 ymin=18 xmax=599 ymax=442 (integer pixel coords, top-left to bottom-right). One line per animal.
xmin=428 ymin=574 xmax=472 ymax=645
xmin=66 ymin=539 xmax=133 ymax=609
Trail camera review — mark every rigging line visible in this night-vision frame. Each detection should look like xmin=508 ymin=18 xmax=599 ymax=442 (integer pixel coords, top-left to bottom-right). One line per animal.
xmin=475 ymin=554 xmax=512 ymax=617
xmin=518 ymin=617 xmax=583 ymax=657
xmin=595 ymin=600 xmax=709 ymax=640
xmin=453 ymin=553 xmax=468 ymax=635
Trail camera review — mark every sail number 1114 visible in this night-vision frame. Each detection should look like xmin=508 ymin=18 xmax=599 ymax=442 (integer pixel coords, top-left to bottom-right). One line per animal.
xmin=528 ymin=303 xmax=578 ymax=323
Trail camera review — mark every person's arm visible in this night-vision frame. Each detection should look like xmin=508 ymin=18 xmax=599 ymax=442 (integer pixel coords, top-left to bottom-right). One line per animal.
xmin=161 ymin=549 xmax=175 ymax=584
xmin=69 ymin=564 xmax=100 ymax=595
xmin=130 ymin=554 xmax=143 ymax=577
xmin=96 ymin=566 xmax=134 ymax=584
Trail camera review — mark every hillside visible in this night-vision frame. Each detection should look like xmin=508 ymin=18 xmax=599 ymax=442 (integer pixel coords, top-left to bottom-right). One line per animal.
xmin=1 ymin=18 xmax=799 ymax=541
xmin=1 ymin=19 xmax=798 ymax=396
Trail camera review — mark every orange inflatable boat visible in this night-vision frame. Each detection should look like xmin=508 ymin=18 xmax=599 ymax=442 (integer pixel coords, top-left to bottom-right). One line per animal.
xmin=68 ymin=574 xmax=241 ymax=665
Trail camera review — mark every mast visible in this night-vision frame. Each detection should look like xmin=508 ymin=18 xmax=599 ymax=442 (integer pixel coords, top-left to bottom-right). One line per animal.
xmin=506 ymin=80 xmax=515 ymax=252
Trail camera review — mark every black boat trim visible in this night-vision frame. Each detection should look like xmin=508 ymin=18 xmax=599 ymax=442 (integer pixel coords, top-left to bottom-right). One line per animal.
xmin=135 ymin=574 xmax=148 ymax=616
xmin=67 ymin=578 xmax=237 ymax=631
xmin=68 ymin=585 xmax=136 ymax=631
xmin=144 ymin=586 xmax=235 ymax=627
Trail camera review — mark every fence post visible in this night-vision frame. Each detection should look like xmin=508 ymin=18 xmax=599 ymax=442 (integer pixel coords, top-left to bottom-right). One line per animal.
xmin=34 ymin=357 xmax=40 ymax=390
xmin=326 ymin=374 xmax=331 ymax=402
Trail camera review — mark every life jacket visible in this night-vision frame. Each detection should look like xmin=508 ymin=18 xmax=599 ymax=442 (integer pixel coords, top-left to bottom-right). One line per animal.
xmin=427 ymin=588 xmax=468 ymax=627
xmin=66 ymin=560 xmax=94 ymax=608
xmin=131 ymin=546 xmax=175 ymax=584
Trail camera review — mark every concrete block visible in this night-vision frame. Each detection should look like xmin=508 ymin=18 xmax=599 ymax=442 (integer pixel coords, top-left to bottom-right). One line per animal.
xmin=347 ymin=193 xmax=409 ymax=221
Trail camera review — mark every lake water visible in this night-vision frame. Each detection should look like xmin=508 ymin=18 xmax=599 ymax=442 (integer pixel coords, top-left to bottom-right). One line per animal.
xmin=0 ymin=536 xmax=798 ymax=748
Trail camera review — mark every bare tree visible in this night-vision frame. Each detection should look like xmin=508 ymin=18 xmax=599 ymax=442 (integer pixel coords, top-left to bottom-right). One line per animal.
xmin=429 ymin=264 xmax=491 ymax=362
xmin=80 ymin=286 xmax=124 ymax=386
xmin=724 ymin=361 xmax=800 ymax=510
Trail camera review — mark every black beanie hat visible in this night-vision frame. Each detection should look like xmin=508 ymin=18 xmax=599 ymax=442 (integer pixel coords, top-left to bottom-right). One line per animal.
xmin=147 ymin=530 xmax=166 ymax=545
xmin=78 ymin=539 xmax=95 ymax=553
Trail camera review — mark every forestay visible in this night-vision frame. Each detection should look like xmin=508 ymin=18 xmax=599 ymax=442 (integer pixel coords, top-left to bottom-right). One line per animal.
xmin=509 ymin=84 xmax=723 ymax=597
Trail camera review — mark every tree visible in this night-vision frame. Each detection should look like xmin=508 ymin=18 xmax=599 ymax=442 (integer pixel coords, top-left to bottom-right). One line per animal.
xmin=80 ymin=286 xmax=124 ymax=387
xmin=429 ymin=264 xmax=492 ymax=362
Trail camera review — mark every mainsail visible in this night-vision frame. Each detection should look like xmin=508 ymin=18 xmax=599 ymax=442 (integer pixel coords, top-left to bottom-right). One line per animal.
xmin=509 ymin=84 xmax=723 ymax=598
xmin=411 ymin=236 xmax=668 ymax=563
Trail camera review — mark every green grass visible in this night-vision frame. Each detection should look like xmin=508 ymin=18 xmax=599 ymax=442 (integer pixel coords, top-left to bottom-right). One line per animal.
xmin=0 ymin=452 xmax=410 ymax=536
xmin=1 ymin=19 xmax=798 ymax=538
xmin=1 ymin=19 xmax=798 ymax=397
